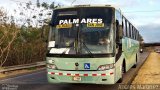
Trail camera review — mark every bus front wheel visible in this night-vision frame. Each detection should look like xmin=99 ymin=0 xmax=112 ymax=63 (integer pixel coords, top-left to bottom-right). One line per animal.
xmin=118 ymin=61 xmax=125 ymax=83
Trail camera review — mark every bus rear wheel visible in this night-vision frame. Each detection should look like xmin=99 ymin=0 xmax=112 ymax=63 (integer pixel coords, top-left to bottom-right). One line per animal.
xmin=132 ymin=55 xmax=137 ymax=68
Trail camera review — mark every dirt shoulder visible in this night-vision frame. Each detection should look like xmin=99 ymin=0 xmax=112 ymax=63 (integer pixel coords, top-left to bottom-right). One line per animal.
xmin=132 ymin=52 xmax=160 ymax=84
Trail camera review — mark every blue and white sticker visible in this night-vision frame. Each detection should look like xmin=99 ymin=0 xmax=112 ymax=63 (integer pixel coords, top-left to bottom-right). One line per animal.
xmin=84 ymin=63 xmax=90 ymax=69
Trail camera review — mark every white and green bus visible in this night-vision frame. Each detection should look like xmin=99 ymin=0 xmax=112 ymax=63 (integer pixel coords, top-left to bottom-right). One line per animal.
xmin=46 ymin=5 xmax=140 ymax=84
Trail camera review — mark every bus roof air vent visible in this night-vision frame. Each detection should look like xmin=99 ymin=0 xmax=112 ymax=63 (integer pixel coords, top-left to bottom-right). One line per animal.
xmin=74 ymin=4 xmax=90 ymax=7
xmin=105 ymin=5 xmax=111 ymax=7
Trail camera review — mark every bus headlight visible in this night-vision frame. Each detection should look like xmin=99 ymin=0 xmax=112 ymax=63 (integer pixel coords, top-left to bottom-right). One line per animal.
xmin=47 ymin=64 xmax=57 ymax=70
xmin=48 ymin=59 xmax=55 ymax=63
xmin=98 ymin=64 xmax=115 ymax=71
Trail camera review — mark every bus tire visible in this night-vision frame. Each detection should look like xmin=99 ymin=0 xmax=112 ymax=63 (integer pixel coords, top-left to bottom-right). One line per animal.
xmin=118 ymin=77 xmax=123 ymax=83
xmin=132 ymin=54 xmax=137 ymax=68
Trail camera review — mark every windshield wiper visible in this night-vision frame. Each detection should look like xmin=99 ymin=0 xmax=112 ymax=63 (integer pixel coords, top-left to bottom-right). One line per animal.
xmin=81 ymin=41 xmax=94 ymax=58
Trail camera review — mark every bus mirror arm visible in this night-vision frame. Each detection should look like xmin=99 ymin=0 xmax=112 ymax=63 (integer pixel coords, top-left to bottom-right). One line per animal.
xmin=49 ymin=22 xmax=55 ymax=27
xmin=45 ymin=39 xmax=48 ymax=43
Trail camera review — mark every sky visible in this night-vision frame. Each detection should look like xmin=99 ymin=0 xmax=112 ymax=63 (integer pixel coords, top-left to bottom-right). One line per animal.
xmin=0 ymin=0 xmax=160 ymax=43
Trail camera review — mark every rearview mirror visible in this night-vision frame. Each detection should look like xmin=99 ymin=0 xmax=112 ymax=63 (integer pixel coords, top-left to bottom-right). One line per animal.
xmin=48 ymin=41 xmax=55 ymax=47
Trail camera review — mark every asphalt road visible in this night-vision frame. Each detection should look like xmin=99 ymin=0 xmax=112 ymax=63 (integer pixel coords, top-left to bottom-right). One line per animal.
xmin=0 ymin=52 xmax=149 ymax=90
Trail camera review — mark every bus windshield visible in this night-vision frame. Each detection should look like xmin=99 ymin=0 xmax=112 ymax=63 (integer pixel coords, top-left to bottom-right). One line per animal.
xmin=49 ymin=7 xmax=114 ymax=55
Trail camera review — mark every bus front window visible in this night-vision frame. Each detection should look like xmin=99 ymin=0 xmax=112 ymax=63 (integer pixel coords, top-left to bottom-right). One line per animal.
xmin=49 ymin=7 xmax=114 ymax=55
xmin=81 ymin=26 xmax=113 ymax=54
xmin=80 ymin=8 xmax=113 ymax=54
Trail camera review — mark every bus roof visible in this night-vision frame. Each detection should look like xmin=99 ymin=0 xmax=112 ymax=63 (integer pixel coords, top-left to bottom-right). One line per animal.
xmin=54 ymin=4 xmax=119 ymax=10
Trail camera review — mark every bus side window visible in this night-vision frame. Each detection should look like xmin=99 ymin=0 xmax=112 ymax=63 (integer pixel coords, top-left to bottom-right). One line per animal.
xmin=132 ymin=27 xmax=134 ymax=39
xmin=136 ymin=30 xmax=138 ymax=40
xmin=126 ymin=22 xmax=130 ymax=38
xmin=134 ymin=28 xmax=136 ymax=40
xmin=122 ymin=17 xmax=126 ymax=37
xmin=129 ymin=23 xmax=131 ymax=38
xmin=116 ymin=20 xmax=120 ymax=42
xmin=133 ymin=28 xmax=135 ymax=40
xmin=115 ymin=10 xmax=122 ymax=43
xmin=131 ymin=24 xmax=133 ymax=39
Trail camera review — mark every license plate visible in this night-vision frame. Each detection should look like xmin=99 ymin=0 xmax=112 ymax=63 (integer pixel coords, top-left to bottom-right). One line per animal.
xmin=73 ymin=76 xmax=81 ymax=81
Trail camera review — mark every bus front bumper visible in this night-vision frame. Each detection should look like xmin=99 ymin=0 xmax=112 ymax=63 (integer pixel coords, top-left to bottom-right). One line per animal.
xmin=47 ymin=69 xmax=115 ymax=84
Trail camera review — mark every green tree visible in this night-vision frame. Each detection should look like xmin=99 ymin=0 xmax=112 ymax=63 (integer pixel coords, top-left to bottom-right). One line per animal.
xmin=41 ymin=2 xmax=49 ymax=9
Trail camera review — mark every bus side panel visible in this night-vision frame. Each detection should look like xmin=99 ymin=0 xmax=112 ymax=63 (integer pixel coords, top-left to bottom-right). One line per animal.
xmin=122 ymin=37 xmax=130 ymax=72
xmin=128 ymin=39 xmax=139 ymax=68
xmin=115 ymin=53 xmax=124 ymax=82
xmin=122 ymin=37 xmax=139 ymax=72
